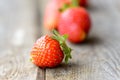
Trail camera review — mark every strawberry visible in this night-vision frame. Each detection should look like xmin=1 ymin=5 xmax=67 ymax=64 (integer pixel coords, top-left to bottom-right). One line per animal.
xmin=44 ymin=0 xmax=87 ymax=30
xmin=30 ymin=30 xmax=72 ymax=68
xmin=58 ymin=1 xmax=91 ymax=43
xmin=44 ymin=0 xmax=60 ymax=30
xmin=64 ymin=0 xmax=88 ymax=7
xmin=44 ymin=0 xmax=70 ymax=30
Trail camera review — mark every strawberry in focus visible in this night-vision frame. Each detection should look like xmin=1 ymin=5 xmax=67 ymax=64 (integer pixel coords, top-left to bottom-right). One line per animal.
xmin=30 ymin=30 xmax=72 ymax=68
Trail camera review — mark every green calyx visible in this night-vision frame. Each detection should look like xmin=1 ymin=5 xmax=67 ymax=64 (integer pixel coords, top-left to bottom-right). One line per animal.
xmin=59 ymin=0 xmax=79 ymax=12
xmin=52 ymin=30 xmax=72 ymax=63
xmin=59 ymin=3 xmax=70 ymax=12
xmin=71 ymin=0 xmax=79 ymax=7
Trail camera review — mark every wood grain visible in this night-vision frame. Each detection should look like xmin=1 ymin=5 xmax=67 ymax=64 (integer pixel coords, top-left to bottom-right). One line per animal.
xmin=45 ymin=0 xmax=120 ymax=80
xmin=0 ymin=0 xmax=44 ymax=80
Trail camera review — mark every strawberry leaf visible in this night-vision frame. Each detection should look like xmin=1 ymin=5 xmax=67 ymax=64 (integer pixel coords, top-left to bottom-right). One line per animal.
xmin=52 ymin=29 xmax=72 ymax=63
xmin=71 ymin=0 xmax=79 ymax=7
xmin=59 ymin=0 xmax=79 ymax=12
xmin=59 ymin=3 xmax=70 ymax=12
xmin=63 ymin=34 xmax=68 ymax=40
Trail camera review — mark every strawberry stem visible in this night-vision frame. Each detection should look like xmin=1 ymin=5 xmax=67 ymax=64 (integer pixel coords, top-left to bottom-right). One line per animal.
xmin=52 ymin=30 xmax=72 ymax=63
xmin=59 ymin=0 xmax=79 ymax=12
xmin=59 ymin=3 xmax=70 ymax=12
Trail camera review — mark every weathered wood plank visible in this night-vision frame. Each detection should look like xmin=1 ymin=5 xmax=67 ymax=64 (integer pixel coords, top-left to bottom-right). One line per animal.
xmin=45 ymin=0 xmax=120 ymax=80
xmin=0 ymin=0 xmax=44 ymax=80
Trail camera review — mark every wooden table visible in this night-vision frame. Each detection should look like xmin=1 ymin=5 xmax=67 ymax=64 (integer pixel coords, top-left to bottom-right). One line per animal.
xmin=0 ymin=0 xmax=120 ymax=80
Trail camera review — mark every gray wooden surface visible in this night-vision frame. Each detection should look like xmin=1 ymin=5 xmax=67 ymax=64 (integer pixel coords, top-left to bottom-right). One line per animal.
xmin=0 ymin=0 xmax=120 ymax=80
xmin=0 ymin=0 xmax=41 ymax=80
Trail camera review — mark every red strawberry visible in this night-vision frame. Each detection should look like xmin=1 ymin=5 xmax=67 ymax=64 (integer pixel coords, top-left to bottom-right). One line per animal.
xmin=58 ymin=7 xmax=91 ymax=43
xmin=44 ymin=0 xmax=70 ymax=30
xmin=44 ymin=0 xmax=87 ymax=30
xmin=30 ymin=30 xmax=72 ymax=68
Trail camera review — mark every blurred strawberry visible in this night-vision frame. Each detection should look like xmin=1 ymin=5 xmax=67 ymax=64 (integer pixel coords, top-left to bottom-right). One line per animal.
xmin=44 ymin=0 xmax=59 ymax=30
xmin=60 ymin=0 xmax=88 ymax=7
xmin=58 ymin=1 xmax=91 ymax=43
xmin=66 ymin=0 xmax=88 ymax=7
xmin=44 ymin=0 xmax=88 ymax=30
xmin=44 ymin=0 xmax=70 ymax=30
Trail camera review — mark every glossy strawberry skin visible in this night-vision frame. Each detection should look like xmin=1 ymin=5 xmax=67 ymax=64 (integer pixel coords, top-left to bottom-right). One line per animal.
xmin=58 ymin=7 xmax=91 ymax=43
xmin=30 ymin=35 xmax=64 ymax=68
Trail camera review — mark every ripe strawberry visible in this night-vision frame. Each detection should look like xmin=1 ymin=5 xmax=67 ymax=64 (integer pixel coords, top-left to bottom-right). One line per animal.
xmin=44 ymin=0 xmax=87 ymax=30
xmin=30 ymin=30 xmax=72 ymax=68
xmin=58 ymin=7 xmax=91 ymax=43
xmin=44 ymin=0 xmax=70 ymax=30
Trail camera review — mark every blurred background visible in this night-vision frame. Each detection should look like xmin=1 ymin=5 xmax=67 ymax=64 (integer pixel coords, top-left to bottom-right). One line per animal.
xmin=0 ymin=0 xmax=48 ymax=56
xmin=1 ymin=0 xmax=120 ymax=56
